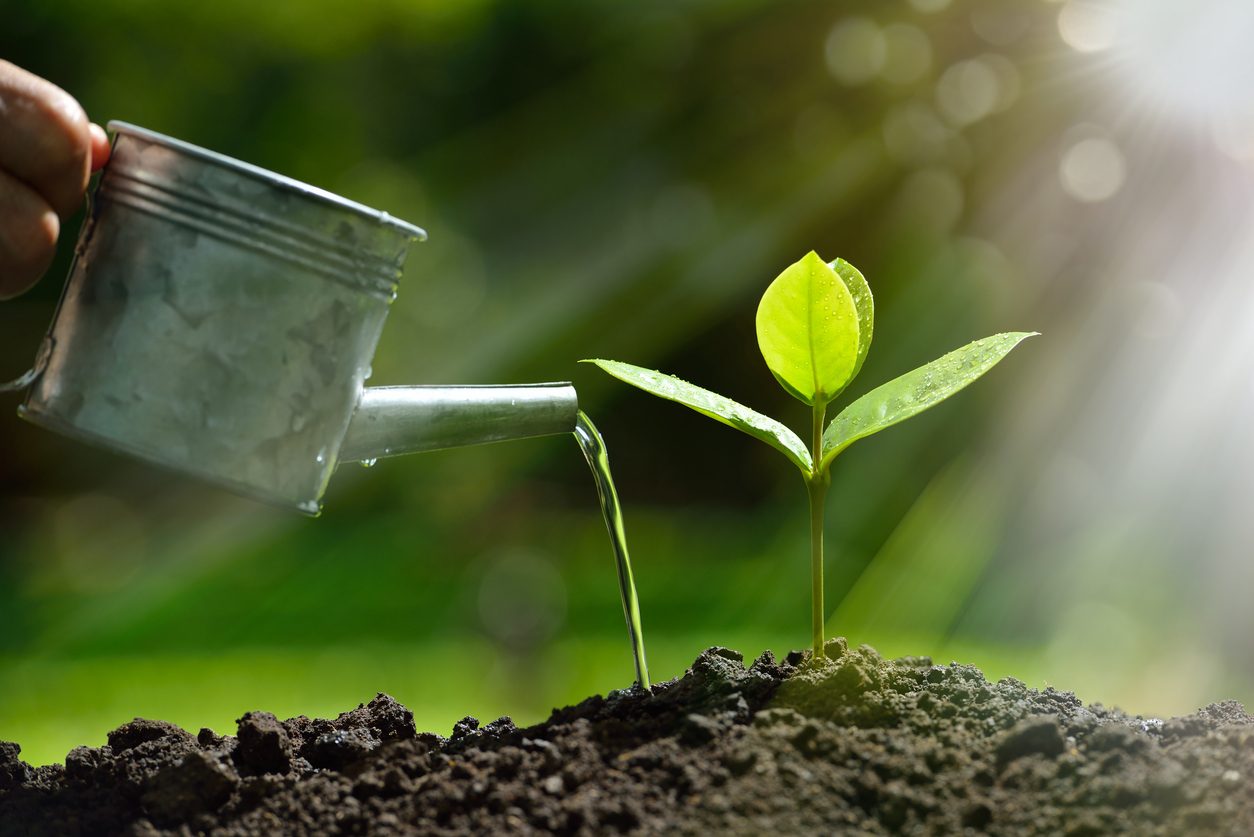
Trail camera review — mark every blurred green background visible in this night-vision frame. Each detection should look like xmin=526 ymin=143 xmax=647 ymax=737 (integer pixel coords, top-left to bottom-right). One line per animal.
xmin=5 ymin=0 xmax=1254 ymax=765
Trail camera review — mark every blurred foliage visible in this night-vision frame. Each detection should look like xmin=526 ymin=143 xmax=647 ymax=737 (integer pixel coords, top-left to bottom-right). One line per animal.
xmin=3 ymin=0 xmax=1252 ymax=765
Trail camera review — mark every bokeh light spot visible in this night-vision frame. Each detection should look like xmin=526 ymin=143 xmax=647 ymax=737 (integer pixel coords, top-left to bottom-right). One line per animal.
xmin=825 ymin=18 xmax=887 ymax=86
xmin=38 ymin=494 xmax=147 ymax=595
xmin=1057 ymin=0 xmax=1118 ymax=53
xmin=971 ymin=6 xmax=1031 ymax=46
xmin=880 ymin=24 xmax=933 ymax=86
xmin=1059 ymin=136 xmax=1126 ymax=203
xmin=882 ymin=102 xmax=954 ymax=164
xmin=981 ymin=54 xmax=1022 ymax=113
xmin=936 ymin=59 xmax=1001 ymax=126
xmin=478 ymin=550 xmax=567 ymax=651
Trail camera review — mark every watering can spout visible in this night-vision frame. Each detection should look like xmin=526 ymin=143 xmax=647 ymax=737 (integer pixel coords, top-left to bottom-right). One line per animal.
xmin=338 ymin=383 xmax=579 ymax=464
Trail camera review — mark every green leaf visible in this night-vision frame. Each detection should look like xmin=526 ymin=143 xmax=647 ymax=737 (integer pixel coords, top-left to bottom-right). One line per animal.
xmin=755 ymin=251 xmax=861 ymax=406
xmin=830 ymin=258 xmax=873 ymax=387
xmin=820 ymin=332 xmax=1037 ymax=471
xmin=582 ymin=359 xmax=812 ymax=473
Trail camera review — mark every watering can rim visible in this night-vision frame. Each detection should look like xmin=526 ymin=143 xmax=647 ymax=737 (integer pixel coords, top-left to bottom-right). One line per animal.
xmin=106 ymin=120 xmax=427 ymax=242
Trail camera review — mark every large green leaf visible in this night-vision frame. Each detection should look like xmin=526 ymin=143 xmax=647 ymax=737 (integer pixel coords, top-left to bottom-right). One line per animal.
xmin=820 ymin=332 xmax=1037 ymax=471
xmin=755 ymin=251 xmax=861 ymax=406
xmin=830 ymin=257 xmax=873 ymax=388
xmin=583 ymin=359 xmax=812 ymax=473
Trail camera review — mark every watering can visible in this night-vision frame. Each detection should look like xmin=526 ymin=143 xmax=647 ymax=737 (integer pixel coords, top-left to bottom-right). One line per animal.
xmin=1 ymin=122 xmax=578 ymax=514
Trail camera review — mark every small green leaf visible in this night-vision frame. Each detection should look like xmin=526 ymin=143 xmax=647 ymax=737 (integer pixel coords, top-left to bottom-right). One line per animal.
xmin=583 ymin=359 xmax=812 ymax=473
xmin=830 ymin=258 xmax=873 ymax=387
xmin=820 ymin=332 xmax=1037 ymax=471
xmin=755 ymin=251 xmax=861 ymax=406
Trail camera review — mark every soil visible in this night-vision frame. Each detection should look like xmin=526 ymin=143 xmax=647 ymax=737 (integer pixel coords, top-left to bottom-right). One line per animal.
xmin=2 ymin=640 xmax=1251 ymax=835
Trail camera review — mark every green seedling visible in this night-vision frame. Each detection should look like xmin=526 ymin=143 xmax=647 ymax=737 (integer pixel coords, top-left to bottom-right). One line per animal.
xmin=585 ymin=252 xmax=1035 ymax=660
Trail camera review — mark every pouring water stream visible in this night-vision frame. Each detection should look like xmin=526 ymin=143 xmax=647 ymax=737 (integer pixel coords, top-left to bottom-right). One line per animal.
xmin=574 ymin=411 xmax=650 ymax=689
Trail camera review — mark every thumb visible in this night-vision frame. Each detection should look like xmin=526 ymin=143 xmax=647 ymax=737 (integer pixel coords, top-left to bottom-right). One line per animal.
xmin=88 ymin=123 xmax=110 ymax=172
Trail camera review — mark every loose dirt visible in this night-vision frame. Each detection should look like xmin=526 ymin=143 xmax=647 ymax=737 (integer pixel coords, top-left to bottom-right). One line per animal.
xmin=2 ymin=640 xmax=1251 ymax=835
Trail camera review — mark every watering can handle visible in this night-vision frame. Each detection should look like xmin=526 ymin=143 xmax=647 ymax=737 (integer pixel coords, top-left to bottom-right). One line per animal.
xmin=0 ymin=337 xmax=53 ymax=394
xmin=0 ymin=367 xmax=40 ymax=394
xmin=2 ymin=173 xmax=98 ymax=397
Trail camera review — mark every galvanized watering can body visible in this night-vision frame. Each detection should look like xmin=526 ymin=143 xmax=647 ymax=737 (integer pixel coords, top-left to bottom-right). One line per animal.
xmin=11 ymin=122 xmax=577 ymax=514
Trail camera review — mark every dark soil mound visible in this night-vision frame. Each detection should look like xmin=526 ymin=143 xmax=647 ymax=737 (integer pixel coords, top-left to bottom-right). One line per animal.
xmin=2 ymin=640 xmax=1251 ymax=835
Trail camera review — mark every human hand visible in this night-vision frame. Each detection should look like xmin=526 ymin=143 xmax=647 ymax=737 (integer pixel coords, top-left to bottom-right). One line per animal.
xmin=0 ymin=60 xmax=110 ymax=300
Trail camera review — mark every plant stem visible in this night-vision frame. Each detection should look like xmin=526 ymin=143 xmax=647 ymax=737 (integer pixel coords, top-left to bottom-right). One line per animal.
xmin=808 ymin=402 xmax=828 ymax=660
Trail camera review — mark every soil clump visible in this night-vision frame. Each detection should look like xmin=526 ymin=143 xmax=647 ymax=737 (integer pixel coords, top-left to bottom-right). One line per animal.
xmin=2 ymin=640 xmax=1251 ymax=835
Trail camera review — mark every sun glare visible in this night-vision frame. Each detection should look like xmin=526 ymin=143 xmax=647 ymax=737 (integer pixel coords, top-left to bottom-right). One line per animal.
xmin=1061 ymin=0 xmax=1254 ymax=160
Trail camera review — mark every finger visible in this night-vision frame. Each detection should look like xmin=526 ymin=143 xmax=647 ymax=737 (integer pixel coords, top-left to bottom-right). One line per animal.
xmin=0 ymin=167 xmax=60 ymax=300
xmin=0 ymin=60 xmax=92 ymax=219
xmin=89 ymin=123 xmax=111 ymax=172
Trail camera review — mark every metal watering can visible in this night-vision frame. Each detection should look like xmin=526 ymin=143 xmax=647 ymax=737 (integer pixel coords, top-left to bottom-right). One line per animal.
xmin=3 ymin=122 xmax=578 ymax=514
